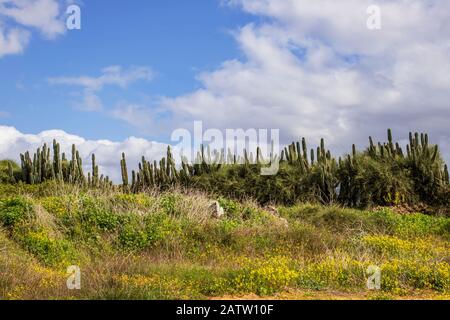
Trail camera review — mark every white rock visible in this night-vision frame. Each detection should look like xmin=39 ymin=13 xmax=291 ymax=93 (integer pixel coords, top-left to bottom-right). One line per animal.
xmin=209 ymin=201 xmax=225 ymax=219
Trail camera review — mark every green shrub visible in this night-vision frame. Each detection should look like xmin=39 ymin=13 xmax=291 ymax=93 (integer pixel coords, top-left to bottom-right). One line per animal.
xmin=393 ymin=214 xmax=450 ymax=238
xmin=79 ymin=196 xmax=122 ymax=232
xmin=144 ymin=213 xmax=180 ymax=244
xmin=15 ymin=228 xmax=75 ymax=266
xmin=118 ymin=217 xmax=150 ymax=251
xmin=205 ymin=219 xmax=241 ymax=246
xmin=218 ymin=197 xmax=240 ymax=219
xmin=118 ymin=213 xmax=179 ymax=251
xmin=159 ymin=194 xmax=180 ymax=216
xmin=113 ymin=193 xmax=155 ymax=209
xmin=381 ymin=260 xmax=450 ymax=293
xmin=0 ymin=197 xmax=34 ymax=227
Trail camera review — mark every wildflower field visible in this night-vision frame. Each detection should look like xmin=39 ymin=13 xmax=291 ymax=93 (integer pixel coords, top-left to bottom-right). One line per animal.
xmin=0 ymin=183 xmax=448 ymax=300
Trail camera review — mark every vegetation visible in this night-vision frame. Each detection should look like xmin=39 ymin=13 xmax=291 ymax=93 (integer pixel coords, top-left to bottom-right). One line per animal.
xmin=0 ymin=185 xmax=449 ymax=300
xmin=1 ymin=130 xmax=449 ymax=212
xmin=0 ymin=129 xmax=449 ymax=300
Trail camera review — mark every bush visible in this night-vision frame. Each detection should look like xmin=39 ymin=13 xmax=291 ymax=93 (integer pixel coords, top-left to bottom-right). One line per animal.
xmin=159 ymin=193 xmax=181 ymax=216
xmin=113 ymin=194 xmax=155 ymax=209
xmin=118 ymin=216 xmax=150 ymax=251
xmin=79 ymin=196 xmax=122 ymax=233
xmin=118 ymin=213 xmax=179 ymax=251
xmin=14 ymin=228 xmax=75 ymax=266
xmin=0 ymin=197 xmax=34 ymax=227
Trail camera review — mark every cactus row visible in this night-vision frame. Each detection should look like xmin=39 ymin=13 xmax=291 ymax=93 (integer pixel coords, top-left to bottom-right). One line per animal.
xmin=16 ymin=140 xmax=112 ymax=189
xmin=120 ymin=130 xmax=449 ymax=207
xmin=8 ymin=130 xmax=449 ymax=208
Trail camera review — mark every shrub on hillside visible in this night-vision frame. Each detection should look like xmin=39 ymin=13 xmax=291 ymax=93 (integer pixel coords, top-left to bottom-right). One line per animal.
xmin=0 ymin=197 xmax=34 ymax=227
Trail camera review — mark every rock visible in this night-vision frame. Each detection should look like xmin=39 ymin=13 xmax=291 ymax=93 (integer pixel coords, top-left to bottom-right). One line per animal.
xmin=209 ymin=201 xmax=225 ymax=219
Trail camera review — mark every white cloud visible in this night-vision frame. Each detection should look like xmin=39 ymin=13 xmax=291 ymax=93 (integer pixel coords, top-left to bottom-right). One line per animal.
xmin=48 ymin=66 xmax=154 ymax=111
xmin=0 ymin=125 xmax=174 ymax=182
xmin=0 ymin=26 xmax=29 ymax=56
xmin=49 ymin=66 xmax=154 ymax=91
xmin=148 ymin=0 xmax=450 ymax=163
xmin=0 ymin=0 xmax=65 ymax=38
xmin=0 ymin=0 xmax=65 ymax=57
xmin=111 ymin=103 xmax=155 ymax=129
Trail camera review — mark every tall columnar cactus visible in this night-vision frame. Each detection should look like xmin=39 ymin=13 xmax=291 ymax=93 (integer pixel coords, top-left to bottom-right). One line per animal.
xmin=444 ymin=165 xmax=449 ymax=185
xmin=121 ymin=152 xmax=129 ymax=189
xmin=14 ymin=140 xmax=110 ymax=189
xmin=91 ymin=154 xmax=99 ymax=187
xmin=53 ymin=140 xmax=63 ymax=182
xmin=9 ymin=131 xmax=449 ymax=206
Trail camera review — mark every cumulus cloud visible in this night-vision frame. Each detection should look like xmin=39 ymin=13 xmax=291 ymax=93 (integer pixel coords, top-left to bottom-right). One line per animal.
xmin=48 ymin=65 xmax=154 ymax=111
xmin=148 ymin=0 xmax=450 ymax=163
xmin=5 ymin=0 xmax=449 ymax=169
xmin=0 ymin=125 xmax=174 ymax=182
xmin=0 ymin=0 xmax=66 ymax=57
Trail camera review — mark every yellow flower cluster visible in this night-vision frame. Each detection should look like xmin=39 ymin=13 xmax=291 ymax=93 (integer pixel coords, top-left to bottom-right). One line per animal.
xmin=32 ymin=264 xmax=66 ymax=289
xmin=362 ymin=235 xmax=448 ymax=259
xmin=381 ymin=259 xmax=450 ymax=293
xmin=114 ymin=194 xmax=154 ymax=208
xmin=114 ymin=274 xmax=160 ymax=288
xmin=298 ymin=256 xmax=365 ymax=289
xmin=40 ymin=196 xmax=71 ymax=217
xmin=232 ymin=256 xmax=299 ymax=295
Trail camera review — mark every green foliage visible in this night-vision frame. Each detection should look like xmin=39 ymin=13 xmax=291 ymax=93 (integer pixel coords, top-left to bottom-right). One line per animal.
xmin=123 ymin=129 xmax=449 ymax=210
xmin=0 ymin=197 xmax=34 ymax=227
xmin=11 ymin=141 xmax=112 ymax=189
xmin=0 ymin=186 xmax=449 ymax=299
xmin=159 ymin=193 xmax=180 ymax=216
xmin=4 ymin=129 xmax=450 ymax=211
xmin=280 ymin=205 xmax=450 ymax=238
xmin=218 ymin=197 xmax=241 ymax=219
xmin=118 ymin=216 xmax=150 ymax=251
xmin=16 ymin=229 xmax=75 ymax=267
xmin=227 ymin=256 xmax=299 ymax=295
xmin=0 ymin=160 xmax=20 ymax=184
xmin=118 ymin=213 xmax=179 ymax=251
xmin=80 ymin=197 xmax=121 ymax=232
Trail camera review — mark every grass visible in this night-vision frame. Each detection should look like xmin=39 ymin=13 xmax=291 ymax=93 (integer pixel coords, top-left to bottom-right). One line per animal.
xmin=0 ymin=183 xmax=449 ymax=300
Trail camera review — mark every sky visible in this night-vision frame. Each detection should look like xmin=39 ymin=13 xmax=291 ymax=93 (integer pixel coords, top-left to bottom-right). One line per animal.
xmin=1 ymin=0 xmax=450 ymax=181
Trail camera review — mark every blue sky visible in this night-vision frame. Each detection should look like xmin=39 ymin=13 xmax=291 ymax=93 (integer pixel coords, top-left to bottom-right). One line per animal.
xmin=1 ymin=0 xmax=450 ymax=179
xmin=0 ymin=1 xmax=253 ymax=141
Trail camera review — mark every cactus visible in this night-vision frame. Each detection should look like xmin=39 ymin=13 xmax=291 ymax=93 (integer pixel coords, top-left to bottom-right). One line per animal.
xmin=444 ymin=165 xmax=449 ymax=185
xmin=8 ymin=131 xmax=449 ymax=207
xmin=13 ymin=139 xmax=110 ymax=189
xmin=121 ymin=152 xmax=129 ymax=189
xmin=92 ymin=154 xmax=99 ymax=187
